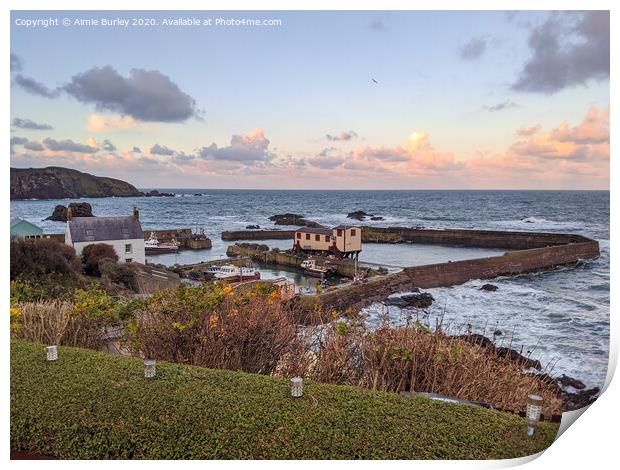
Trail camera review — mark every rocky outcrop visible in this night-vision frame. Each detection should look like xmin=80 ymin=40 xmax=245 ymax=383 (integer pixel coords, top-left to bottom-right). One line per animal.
xmin=384 ymin=291 xmax=434 ymax=308
xmin=480 ymin=284 xmax=499 ymax=291
xmin=269 ymin=213 xmax=324 ymax=228
xmin=144 ymin=189 xmax=175 ymax=197
xmin=11 ymin=167 xmax=143 ymax=200
xmin=46 ymin=202 xmax=94 ymax=221
xmin=246 ymin=225 xmax=261 ymax=229
xmin=454 ymin=334 xmax=542 ymax=370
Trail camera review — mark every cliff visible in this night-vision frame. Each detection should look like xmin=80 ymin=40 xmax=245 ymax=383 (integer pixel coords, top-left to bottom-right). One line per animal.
xmin=10 ymin=167 xmax=144 ymax=200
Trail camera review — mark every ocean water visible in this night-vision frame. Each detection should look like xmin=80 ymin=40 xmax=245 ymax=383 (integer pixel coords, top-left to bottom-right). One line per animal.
xmin=10 ymin=190 xmax=610 ymax=388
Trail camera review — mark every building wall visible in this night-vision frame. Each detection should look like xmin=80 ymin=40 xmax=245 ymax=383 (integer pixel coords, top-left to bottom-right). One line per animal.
xmin=294 ymin=231 xmax=332 ymax=251
xmin=71 ymin=238 xmax=145 ymax=264
xmin=333 ymin=227 xmax=362 ymax=253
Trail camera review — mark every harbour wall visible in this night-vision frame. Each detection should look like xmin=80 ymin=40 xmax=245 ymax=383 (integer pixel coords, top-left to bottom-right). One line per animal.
xmin=295 ymin=238 xmax=600 ymax=317
xmin=220 ymin=226 xmax=591 ymax=250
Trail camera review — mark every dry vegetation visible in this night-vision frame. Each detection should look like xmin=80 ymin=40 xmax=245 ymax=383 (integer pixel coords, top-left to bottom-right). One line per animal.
xmin=10 ymin=281 xmax=564 ymax=415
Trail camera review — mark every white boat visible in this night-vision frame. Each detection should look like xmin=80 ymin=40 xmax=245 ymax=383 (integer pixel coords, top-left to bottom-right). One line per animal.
xmin=300 ymin=259 xmax=336 ymax=278
xmin=145 ymin=232 xmax=179 ymax=254
xmin=214 ymin=264 xmax=260 ymax=282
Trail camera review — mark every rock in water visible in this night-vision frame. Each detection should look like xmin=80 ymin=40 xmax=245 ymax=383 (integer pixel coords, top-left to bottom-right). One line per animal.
xmin=384 ymin=291 xmax=434 ymax=308
xmin=269 ymin=213 xmax=324 ymax=228
xmin=246 ymin=225 xmax=261 ymax=229
xmin=46 ymin=202 xmax=94 ymax=221
xmin=370 ymin=216 xmax=385 ymax=221
xmin=480 ymin=283 xmax=499 ymax=291
xmin=347 ymin=210 xmax=372 ymax=221
xmin=144 ymin=189 xmax=175 ymax=197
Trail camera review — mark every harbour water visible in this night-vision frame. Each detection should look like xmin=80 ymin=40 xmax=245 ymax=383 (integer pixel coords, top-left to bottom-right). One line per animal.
xmin=10 ymin=190 xmax=610 ymax=388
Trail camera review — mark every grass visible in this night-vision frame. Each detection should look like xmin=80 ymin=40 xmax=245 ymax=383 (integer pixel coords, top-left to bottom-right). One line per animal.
xmin=11 ymin=340 xmax=558 ymax=460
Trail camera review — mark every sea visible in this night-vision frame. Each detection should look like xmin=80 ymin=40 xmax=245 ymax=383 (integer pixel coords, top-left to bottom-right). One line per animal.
xmin=10 ymin=190 xmax=610 ymax=389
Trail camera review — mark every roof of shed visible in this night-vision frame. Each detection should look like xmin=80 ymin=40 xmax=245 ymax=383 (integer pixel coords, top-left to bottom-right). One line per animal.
xmin=294 ymin=227 xmax=333 ymax=236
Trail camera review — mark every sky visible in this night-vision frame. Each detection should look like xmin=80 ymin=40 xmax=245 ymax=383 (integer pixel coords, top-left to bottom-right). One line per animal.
xmin=10 ymin=10 xmax=610 ymax=189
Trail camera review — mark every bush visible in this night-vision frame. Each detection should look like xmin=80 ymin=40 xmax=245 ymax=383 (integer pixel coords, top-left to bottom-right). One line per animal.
xmin=10 ymin=238 xmax=81 ymax=281
xmin=82 ymin=244 xmax=118 ymax=275
xmin=99 ymin=259 xmax=138 ymax=292
xmin=10 ymin=340 xmax=559 ymax=459
xmin=127 ymin=283 xmax=300 ymax=374
xmin=11 ymin=287 xmax=123 ymax=350
xmin=302 ymin=314 xmax=564 ymax=415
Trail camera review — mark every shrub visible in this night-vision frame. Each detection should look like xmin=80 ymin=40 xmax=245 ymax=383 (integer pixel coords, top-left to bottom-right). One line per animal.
xmin=99 ymin=259 xmax=138 ymax=292
xmin=127 ymin=283 xmax=300 ymax=374
xmin=10 ymin=340 xmax=559 ymax=459
xmin=82 ymin=244 xmax=118 ymax=276
xmin=11 ymin=287 xmax=123 ymax=350
xmin=302 ymin=314 xmax=564 ymax=415
xmin=10 ymin=238 xmax=80 ymax=281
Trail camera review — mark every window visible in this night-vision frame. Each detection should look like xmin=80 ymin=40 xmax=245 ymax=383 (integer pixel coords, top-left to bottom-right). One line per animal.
xmin=125 ymin=258 xmax=132 ymax=263
xmin=121 ymin=227 xmax=129 ymax=235
xmin=337 ymin=229 xmax=343 ymax=236
xmin=315 ymin=234 xmax=320 ymax=241
xmin=296 ymin=233 xmax=301 ymax=239
xmin=325 ymin=235 xmax=330 ymax=242
xmin=351 ymin=229 xmax=356 ymax=236
xmin=306 ymin=234 xmax=310 ymax=240
xmin=85 ymin=229 xmax=94 ymax=236
xmin=125 ymin=244 xmax=132 ymax=254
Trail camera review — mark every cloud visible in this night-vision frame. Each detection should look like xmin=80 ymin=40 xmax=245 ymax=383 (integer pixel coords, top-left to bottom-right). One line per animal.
xmin=132 ymin=146 xmax=142 ymax=153
xmin=63 ymin=66 xmax=199 ymax=122
xmin=13 ymin=74 xmax=58 ymax=98
xmin=101 ymin=139 xmax=117 ymax=152
xmin=10 ymin=53 xmax=22 ymax=72
xmin=508 ymin=106 xmax=609 ymax=160
xmin=199 ymin=129 xmax=274 ymax=163
xmin=459 ymin=36 xmax=488 ymax=60
xmin=150 ymin=143 xmax=175 ymax=156
xmin=23 ymin=141 xmax=44 ymax=151
xmin=482 ymin=100 xmax=519 ymax=112
xmin=10 ymin=136 xmax=29 ymax=154
xmin=326 ymin=130 xmax=359 ymax=142
xmin=516 ymin=125 xmax=541 ymax=137
xmin=11 ymin=117 xmax=53 ymax=130
xmin=86 ymin=114 xmax=138 ymax=132
xmin=43 ymin=138 xmax=98 ymax=154
xmin=512 ymin=11 xmax=609 ymax=94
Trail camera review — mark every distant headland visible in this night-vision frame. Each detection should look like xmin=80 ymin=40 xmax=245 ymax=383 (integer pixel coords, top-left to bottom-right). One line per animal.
xmin=10 ymin=166 xmax=173 ymax=200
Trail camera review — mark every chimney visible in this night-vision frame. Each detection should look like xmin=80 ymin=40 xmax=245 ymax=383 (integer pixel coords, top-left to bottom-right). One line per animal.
xmin=66 ymin=206 xmax=73 ymax=221
xmin=133 ymin=207 xmax=139 ymax=220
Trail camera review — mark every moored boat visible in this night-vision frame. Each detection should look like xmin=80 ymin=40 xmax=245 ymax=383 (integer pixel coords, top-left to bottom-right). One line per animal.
xmin=145 ymin=232 xmax=179 ymax=254
xmin=300 ymin=259 xmax=335 ymax=278
xmin=214 ymin=264 xmax=260 ymax=282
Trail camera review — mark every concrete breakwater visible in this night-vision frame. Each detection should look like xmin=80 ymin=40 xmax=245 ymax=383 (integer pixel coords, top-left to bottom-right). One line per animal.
xmin=221 ymin=226 xmax=591 ymax=249
xmin=300 ymin=236 xmax=599 ymax=316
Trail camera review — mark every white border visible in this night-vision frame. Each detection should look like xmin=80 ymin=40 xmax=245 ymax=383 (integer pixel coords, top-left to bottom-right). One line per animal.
xmin=3 ymin=1 xmax=616 ymax=468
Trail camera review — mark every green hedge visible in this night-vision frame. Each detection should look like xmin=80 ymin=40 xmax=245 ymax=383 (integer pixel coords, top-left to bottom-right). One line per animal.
xmin=11 ymin=340 xmax=558 ymax=459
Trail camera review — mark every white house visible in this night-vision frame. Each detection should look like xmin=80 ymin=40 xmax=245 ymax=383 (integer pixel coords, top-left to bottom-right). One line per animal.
xmin=292 ymin=225 xmax=362 ymax=260
xmin=65 ymin=207 xmax=145 ymax=264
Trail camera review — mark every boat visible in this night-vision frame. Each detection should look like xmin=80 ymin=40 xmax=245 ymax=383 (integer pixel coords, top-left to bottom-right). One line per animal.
xmin=214 ymin=264 xmax=260 ymax=282
xmin=144 ymin=232 xmax=179 ymax=254
xmin=300 ymin=259 xmax=335 ymax=278
xmin=202 ymin=265 xmax=222 ymax=279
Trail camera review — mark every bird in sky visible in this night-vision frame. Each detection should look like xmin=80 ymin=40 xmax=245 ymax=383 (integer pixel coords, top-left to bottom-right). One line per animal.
xmin=371 ymin=78 xmax=378 ymax=84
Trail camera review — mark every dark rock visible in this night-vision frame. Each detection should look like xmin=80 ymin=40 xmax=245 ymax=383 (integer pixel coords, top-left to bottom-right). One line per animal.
xmin=46 ymin=202 xmax=94 ymax=221
xmin=269 ymin=213 xmax=324 ymax=228
xmin=347 ymin=210 xmax=372 ymax=221
xmin=384 ymin=291 xmax=433 ymax=308
xmin=370 ymin=216 xmax=385 ymax=221
xmin=556 ymin=374 xmax=586 ymax=390
xmin=455 ymin=333 xmax=495 ymax=349
xmin=562 ymin=387 xmax=600 ymax=411
xmin=194 ymin=193 xmax=203 ymax=196
xmin=480 ymin=284 xmax=499 ymax=291
xmin=246 ymin=225 xmax=261 ymax=229
xmin=144 ymin=189 xmax=175 ymax=197
xmin=496 ymin=347 xmax=542 ymax=370
xmin=493 ymin=329 xmax=503 ymax=337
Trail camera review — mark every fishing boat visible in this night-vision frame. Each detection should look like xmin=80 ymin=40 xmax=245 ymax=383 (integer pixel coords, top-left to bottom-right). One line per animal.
xmin=144 ymin=232 xmax=179 ymax=254
xmin=300 ymin=259 xmax=335 ymax=278
xmin=214 ymin=265 xmax=260 ymax=282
